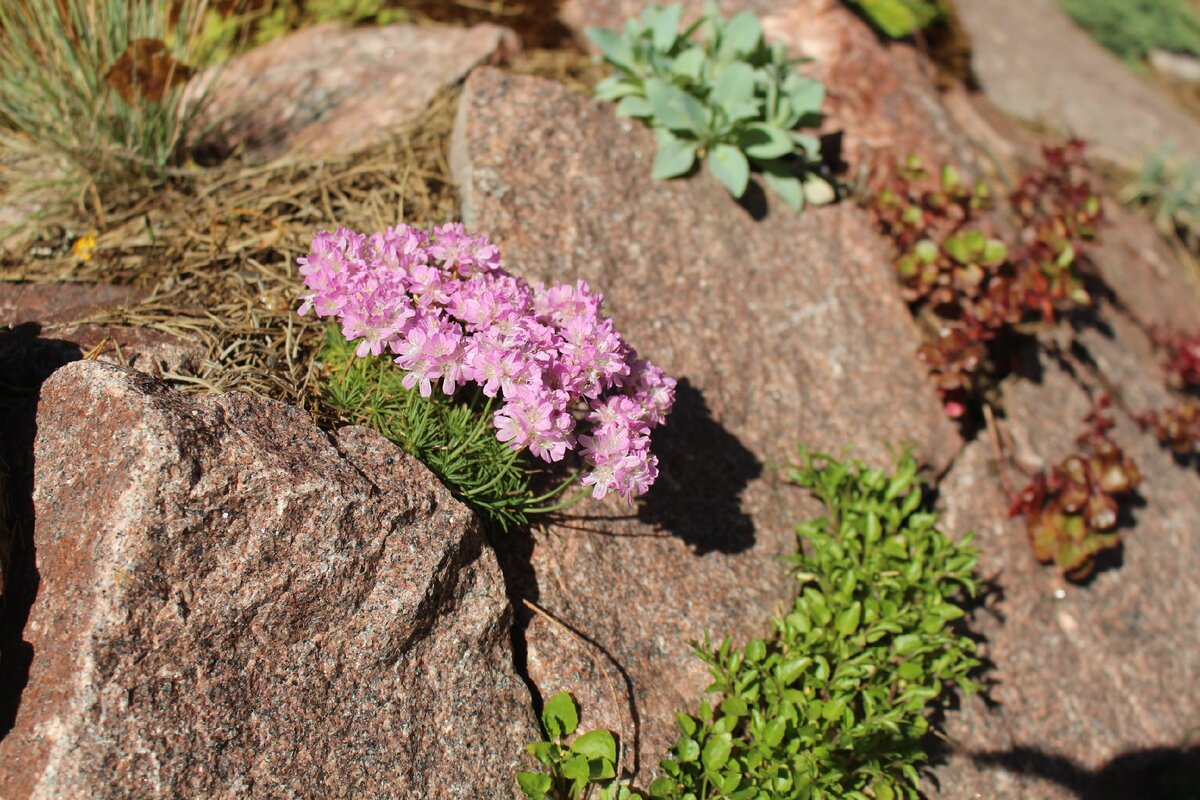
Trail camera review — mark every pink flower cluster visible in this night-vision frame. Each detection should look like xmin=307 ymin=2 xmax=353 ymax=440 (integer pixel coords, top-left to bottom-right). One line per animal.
xmin=298 ymin=223 xmax=675 ymax=503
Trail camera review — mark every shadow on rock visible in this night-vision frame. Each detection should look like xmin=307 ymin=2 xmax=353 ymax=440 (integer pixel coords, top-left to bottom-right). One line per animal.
xmin=0 ymin=323 xmax=82 ymax=739
xmin=636 ymin=379 xmax=762 ymax=555
xmin=971 ymin=744 xmax=1200 ymax=800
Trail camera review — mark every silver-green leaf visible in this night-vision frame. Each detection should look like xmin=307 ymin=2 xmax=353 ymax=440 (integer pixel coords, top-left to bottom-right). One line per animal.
xmin=652 ymin=130 xmax=699 ymax=179
xmin=707 ymin=144 xmax=750 ymax=197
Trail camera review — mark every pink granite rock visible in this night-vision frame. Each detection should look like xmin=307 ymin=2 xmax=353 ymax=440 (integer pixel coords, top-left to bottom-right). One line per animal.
xmin=190 ymin=22 xmax=518 ymax=162
xmin=0 ymin=283 xmax=143 ymax=326
xmin=931 ymin=326 xmax=1200 ymax=799
xmin=451 ymin=67 xmax=960 ymax=779
xmin=0 ymin=360 xmax=537 ymax=799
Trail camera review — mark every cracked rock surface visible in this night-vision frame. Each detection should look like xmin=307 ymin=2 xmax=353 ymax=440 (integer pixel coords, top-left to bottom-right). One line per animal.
xmin=0 ymin=360 xmax=537 ymax=800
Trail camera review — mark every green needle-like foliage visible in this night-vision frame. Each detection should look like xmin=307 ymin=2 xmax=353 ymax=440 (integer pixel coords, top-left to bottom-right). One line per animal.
xmin=320 ymin=327 xmax=542 ymax=533
xmin=648 ymin=449 xmax=981 ymax=800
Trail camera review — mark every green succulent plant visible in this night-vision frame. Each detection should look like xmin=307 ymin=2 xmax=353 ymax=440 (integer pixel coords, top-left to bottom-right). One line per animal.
xmin=1122 ymin=143 xmax=1200 ymax=253
xmin=586 ymin=2 xmax=833 ymax=211
xmin=1011 ymin=396 xmax=1141 ymax=581
xmin=843 ymin=0 xmax=947 ymax=39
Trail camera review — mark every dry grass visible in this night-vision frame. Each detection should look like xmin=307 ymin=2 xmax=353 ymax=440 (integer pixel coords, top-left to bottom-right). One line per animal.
xmin=0 ymin=87 xmax=461 ymax=420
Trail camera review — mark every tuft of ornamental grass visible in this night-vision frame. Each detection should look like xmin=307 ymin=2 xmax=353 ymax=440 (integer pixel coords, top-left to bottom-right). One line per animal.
xmin=0 ymin=0 xmax=215 ymax=213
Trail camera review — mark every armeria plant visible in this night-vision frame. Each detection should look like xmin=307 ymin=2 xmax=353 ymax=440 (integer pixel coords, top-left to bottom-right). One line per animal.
xmin=300 ymin=223 xmax=676 ymax=529
xmin=586 ymin=2 xmax=833 ymax=210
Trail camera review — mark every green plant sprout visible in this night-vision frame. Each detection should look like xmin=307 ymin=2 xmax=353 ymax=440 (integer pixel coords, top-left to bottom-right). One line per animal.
xmin=518 ymin=692 xmax=642 ymax=800
xmin=842 ymin=0 xmax=947 ymax=39
xmin=587 ymin=2 xmax=833 ymax=211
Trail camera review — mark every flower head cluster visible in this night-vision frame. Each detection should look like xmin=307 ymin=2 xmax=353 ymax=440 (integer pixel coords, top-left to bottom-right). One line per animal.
xmin=299 ymin=223 xmax=675 ymax=503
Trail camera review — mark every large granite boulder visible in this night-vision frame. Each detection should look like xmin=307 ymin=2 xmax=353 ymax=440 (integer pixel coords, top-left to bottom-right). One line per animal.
xmin=451 ymin=66 xmax=959 ymax=778
xmin=0 ymin=361 xmax=537 ymax=799
xmin=189 ymin=21 xmax=518 ymax=162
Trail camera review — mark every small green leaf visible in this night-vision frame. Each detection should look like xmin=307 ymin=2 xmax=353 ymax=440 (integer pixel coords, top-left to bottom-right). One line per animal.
xmin=740 ymin=123 xmax=793 ymax=160
xmin=821 ymin=695 xmax=847 ymax=722
xmin=526 ymin=741 xmax=557 ymax=766
xmin=836 ymin=601 xmax=862 ymax=635
xmin=764 ymin=171 xmax=804 ymax=210
xmin=702 ymin=732 xmax=733 ymax=771
xmin=585 ymin=27 xmax=637 ymax=72
xmin=671 ymin=48 xmax=706 ymax=81
xmin=615 ymin=95 xmax=653 ymax=118
xmin=595 ymin=76 xmax=642 ymax=102
xmin=517 ymin=771 xmax=552 ymax=799
xmin=785 ymin=77 xmax=826 ymax=115
xmin=652 ymin=3 xmax=683 ymax=51
xmin=982 ymin=239 xmax=1008 ymax=266
xmin=644 ymin=78 xmax=708 ymax=134
xmin=571 ymin=729 xmax=618 ymax=764
xmin=941 ymin=164 xmax=960 ymax=190
xmin=562 ymin=753 xmax=591 ymax=783
xmin=776 ymin=655 xmax=811 ymax=685
xmin=944 ymin=235 xmax=971 ymax=264
xmin=649 ymin=777 xmax=678 ymax=797
xmin=542 ymin=692 xmax=579 ymax=739
xmin=791 ymin=131 xmax=822 ymax=156
xmin=707 ymin=144 xmax=750 ymax=197
xmin=652 ymin=130 xmax=699 ymax=179
xmin=711 ymin=62 xmax=757 ymax=110
xmin=717 ymin=11 xmax=763 ymax=60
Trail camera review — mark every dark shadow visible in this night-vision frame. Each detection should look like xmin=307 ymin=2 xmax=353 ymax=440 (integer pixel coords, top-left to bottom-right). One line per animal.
xmin=635 ymin=379 xmax=762 ymax=555
xmin=820 ymin=131 xmax=848 ymax=179
xmin=489 ymin=524 xmax=646 ymax=775
xmin=399 ymin=0 xmax=577 ymax=50
xmin=971 ymin=744 xmax=1200 ymax=800
xmin=0 ymin=322 xmax=83 ymax=739
xmin=1065 ymin=282 xmax=1118 ymax=341
xmin=736 ymin=179 xmax=770 ymax=222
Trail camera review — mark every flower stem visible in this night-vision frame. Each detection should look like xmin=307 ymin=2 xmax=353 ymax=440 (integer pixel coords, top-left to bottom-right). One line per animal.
xmin=525 ymin=487 xmax=590 ymax=515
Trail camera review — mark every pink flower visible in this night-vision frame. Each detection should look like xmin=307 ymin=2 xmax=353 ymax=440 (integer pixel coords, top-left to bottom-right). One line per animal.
xmin=299 ymin=223 xmax=676 ymax=502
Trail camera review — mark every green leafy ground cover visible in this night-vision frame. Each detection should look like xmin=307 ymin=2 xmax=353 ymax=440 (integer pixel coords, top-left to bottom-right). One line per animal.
xmin=520 ymin=450 xmax=982 ymax=800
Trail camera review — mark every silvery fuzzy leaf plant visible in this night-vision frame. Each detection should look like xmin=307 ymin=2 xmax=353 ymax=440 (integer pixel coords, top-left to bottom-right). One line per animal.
xmin=586 ymin=2 xmax=835 ymax=211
